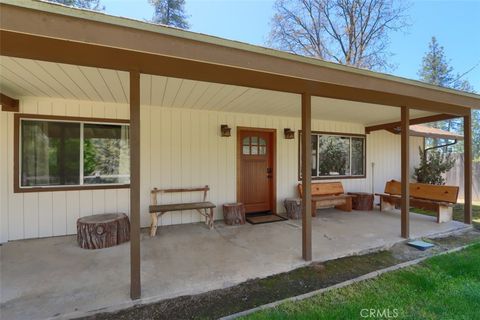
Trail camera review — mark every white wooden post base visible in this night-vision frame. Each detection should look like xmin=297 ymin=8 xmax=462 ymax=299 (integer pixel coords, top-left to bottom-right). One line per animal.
xmin=437 ymin=206 xmax=453 ymax=223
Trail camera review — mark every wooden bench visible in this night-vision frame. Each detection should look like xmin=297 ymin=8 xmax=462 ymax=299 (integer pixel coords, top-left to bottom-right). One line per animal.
xmin=376 ymin=180 xmax=459 ymax=223
xmin=150 ymin=186 xmax=216 ymax=236
xmin=298 ymin=182 xmax=354 ymax=216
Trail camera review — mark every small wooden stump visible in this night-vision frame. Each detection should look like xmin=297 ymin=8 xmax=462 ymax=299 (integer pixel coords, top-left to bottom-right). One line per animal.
xmin=348 ymin=192 xmax=374 ymax=211
xmin=223 ymin=203 xmax=246 ymax=225
xmin=284 ymin=198 xmax=302 ymax=219
xmin=77 ymin=213 xmax=130 ymax=249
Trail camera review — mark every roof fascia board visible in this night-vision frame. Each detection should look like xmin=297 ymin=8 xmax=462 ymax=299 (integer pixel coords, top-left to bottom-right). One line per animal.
xmin=1 ymin=30 xmax=471 ymax=116
xmin=3 ymin=0 xmax=480 ymax=103
xmin=0 ymin=3 xmax=478 ymax=113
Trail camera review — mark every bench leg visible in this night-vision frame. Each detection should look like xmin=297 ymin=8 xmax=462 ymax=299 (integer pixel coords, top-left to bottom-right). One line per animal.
xmin=208 ymin=208 xmax=214 ymax=229
xmin=203 ymin=209 xmax=209 ymax=226
xmin=335 ymin=198 xmax=352 ymax=212
xmin=311 ymin=201 xmax=317 ymax=217
xmin=380 ymin=198 xmax=395 ymax=212
xmin=437 ymin=206 xmax=453 ymax=223
xmin=150 ymin=212 xmax=158 ymax=237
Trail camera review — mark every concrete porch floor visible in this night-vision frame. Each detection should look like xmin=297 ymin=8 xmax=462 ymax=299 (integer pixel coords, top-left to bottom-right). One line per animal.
xmin=0 ymin=209 xmax=469 ymax=320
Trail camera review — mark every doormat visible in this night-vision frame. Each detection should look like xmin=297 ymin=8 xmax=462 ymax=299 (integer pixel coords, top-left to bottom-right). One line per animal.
xmin=246 ymin=213 xmax=287 ymax=225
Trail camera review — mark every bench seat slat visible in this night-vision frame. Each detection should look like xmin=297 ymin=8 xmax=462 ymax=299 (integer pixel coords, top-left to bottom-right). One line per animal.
xmin=150 ymin=201 xmax=215 ymax=213
xmin=312 ymin=194 xmax=354 ymax=201
xmin=151 ymin=187 xmax=209 ymax=194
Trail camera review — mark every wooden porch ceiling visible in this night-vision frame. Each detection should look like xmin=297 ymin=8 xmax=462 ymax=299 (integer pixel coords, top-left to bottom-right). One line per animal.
xmin=0 ymin=57 xmax=438 ymax=125
xmin=1 ymin=1 xmax=480 ymax=115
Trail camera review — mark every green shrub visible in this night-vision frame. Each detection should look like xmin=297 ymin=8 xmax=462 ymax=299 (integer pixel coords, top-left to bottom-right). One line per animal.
xmin=413 ymin=147 xmax=455 ymax=185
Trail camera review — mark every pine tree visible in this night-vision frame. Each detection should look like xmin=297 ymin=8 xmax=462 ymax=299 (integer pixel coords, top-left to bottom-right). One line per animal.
xmin=418 ymin=36 xmax=478 ymax=158
xmin=149 ymin=0 xmax=189 ymax=29
xmin=49 ymin=0 xmax=104 ymax=11
xmin=419 ymin=37 xmax=475 ymax=93
xmin=473 ymin=111 xmax=480 ymax=160
xmin=418 ymin=37 xmax=454 ymax=87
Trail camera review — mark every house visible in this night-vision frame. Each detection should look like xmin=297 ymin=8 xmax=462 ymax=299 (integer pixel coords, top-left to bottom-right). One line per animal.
xmin=0 ymin=0 xmax=478 ymax=313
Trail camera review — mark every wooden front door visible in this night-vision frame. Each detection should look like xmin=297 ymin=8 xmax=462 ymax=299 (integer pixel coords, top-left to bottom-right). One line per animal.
xmin=237 ymin=128 xmax=276 ymax=213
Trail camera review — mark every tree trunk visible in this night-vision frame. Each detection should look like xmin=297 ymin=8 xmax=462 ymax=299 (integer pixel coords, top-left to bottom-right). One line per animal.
xmin=349 ymin=192 xmax=374 ymax=211
xmin=77 ymin=213 xmax=130 ymax=249
xmin=284 ymin=198 xmax=302 ymax=219
xmin=222 ymin=203 xmax=246 ymax=225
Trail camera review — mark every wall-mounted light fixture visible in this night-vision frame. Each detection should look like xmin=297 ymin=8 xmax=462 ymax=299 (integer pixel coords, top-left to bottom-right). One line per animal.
xmin=284 ymin=128 xmax=295 ymax=139
xmin=221 ymin=124 xmax=231 ymax=137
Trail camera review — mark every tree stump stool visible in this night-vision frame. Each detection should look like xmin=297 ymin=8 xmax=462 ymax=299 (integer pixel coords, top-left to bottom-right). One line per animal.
xmin=77 ymin=213 xmax=130 ymax=249
xmin=222 ymin=203 xmax=246 ymax=225
xmin=348 ymin=192 xmax=374 ymax=211
xmin=284 ymin=198 xmax=302 ymax=219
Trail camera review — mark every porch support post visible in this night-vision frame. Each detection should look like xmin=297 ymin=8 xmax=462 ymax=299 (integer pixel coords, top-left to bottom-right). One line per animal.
xmin=401 ymin=106 xmax=410 ymax=238
xmin=464 ymin=111 xmax=472 ymax=224
xmin=301 ymin=93 xmax=312 ymax=261
xmin=129 ymin=70 xmax=141 ymax=299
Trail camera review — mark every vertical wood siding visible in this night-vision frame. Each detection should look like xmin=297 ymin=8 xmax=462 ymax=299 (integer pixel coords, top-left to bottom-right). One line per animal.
xmin=0 ymin=98 xmax=422 ymax=242
xmin=0 ymin=98 xmax=130 ymax=242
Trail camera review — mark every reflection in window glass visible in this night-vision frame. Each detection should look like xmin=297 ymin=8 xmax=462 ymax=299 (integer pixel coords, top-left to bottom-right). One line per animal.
xmin=311 ymin=135 xmax=318 ymax=176
xmin=20 ymin=118 xmax=130 ymax=189
xmin=242 ymin=136 xmax=268 ymax=155
xmin=83 ymin=124 xmax=130 ymax=184
xmin=318 ymin=136 xmax=350 ymax=176
xmin=299 ymin=132 xmax=365 ymax=179
xmin=21 ymin=120 xmax=81 ymax=187
xmin=351 ymin=137 xmax=365 ymax=176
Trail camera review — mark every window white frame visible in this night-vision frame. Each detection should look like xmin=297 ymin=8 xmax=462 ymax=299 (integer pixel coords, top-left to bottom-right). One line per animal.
xmin=16 ymin=115 xmax=130 ymax=191
xmin=299 ymin=131 xmax=367 ymax=180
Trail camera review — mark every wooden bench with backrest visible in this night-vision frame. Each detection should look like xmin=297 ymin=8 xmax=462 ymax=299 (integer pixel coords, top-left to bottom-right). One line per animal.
xmin=297 ymin=182 xmax=354 ymax=216
xmin=149 ymin=186 xmax=215 ymax=236
xmin=376 ymin=180 xmax=459 ymax=223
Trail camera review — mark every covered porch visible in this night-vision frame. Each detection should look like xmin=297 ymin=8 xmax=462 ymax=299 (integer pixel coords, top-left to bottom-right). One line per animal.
xmin=0 ymin=1 xmax=478 ymax=317
xmin=0 ymin=209 xmax=469 ymax=320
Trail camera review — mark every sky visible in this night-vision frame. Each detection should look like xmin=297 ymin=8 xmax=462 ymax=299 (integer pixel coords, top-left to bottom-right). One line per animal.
xmin=101 ymin=0 xmax=480 ymax=90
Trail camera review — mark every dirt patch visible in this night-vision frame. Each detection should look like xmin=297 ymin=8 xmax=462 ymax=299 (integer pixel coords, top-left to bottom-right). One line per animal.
xmin=78 ymin=229 xmax=480 ymax=320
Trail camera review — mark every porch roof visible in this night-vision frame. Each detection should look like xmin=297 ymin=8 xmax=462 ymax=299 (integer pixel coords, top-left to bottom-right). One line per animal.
xmin=409 ymin=125 xmax=464 ymax=140
xmin=0 ymin=56 xmax=442 ymax=125
xmin=1 ymin=0 xmax=480 ymax=116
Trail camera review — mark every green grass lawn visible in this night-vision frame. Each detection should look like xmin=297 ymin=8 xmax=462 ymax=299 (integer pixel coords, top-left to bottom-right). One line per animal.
xmin=243 ymin=243 xmax=480 ymax=320
xmin=412 ymin=203 xmax=480 ymax=228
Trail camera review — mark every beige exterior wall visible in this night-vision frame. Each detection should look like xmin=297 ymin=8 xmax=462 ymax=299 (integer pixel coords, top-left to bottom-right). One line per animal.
xmin=0 ymin=98 xmax=130 ymax=242
xmin=0 ymin=98 xmax=423 ymax=242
